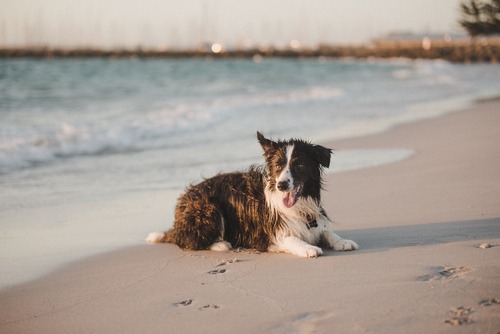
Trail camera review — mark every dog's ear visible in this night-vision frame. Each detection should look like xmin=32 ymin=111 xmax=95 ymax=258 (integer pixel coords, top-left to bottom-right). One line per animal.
xmin=257 ymin=131 xmax=277 ymax=157
xmin=312 ymin=145 xmax=332 ymax=168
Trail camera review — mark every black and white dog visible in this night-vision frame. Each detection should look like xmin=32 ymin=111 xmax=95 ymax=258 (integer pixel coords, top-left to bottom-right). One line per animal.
xmin=147 ymin=132 xmax=358 ymax=258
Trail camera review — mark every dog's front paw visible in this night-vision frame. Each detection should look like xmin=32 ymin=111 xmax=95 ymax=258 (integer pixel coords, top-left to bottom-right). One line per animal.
xmin=300 ymin=245 xmax=324 ymax=258
xmin=333 ymin=239 xmax=359 ymax=251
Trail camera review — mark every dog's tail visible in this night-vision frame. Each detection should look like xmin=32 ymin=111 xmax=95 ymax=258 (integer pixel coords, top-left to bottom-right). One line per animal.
xmin=146 ymin=229 xmax=175 ymax=244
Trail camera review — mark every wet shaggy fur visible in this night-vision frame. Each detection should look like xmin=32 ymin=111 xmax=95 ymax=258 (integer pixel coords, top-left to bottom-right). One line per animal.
xmin=169 ymin=167 xmax=272 ymax=251
xmin=148 ymin=131 xmax=358 ymax=257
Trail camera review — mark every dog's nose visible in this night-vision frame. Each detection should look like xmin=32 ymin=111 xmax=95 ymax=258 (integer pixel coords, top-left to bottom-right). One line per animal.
xmin=277 ymin=180 xmax=289 ymax=191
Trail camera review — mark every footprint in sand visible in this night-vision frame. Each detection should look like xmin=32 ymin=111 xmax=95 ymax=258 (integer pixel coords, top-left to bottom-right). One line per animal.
xmin=172 ymin=299 xmax=221 ymax=310
xmin=479 ymin=298 xmax=500 ymax=307
xmin=208 ymin=268 xmax=226 ymax=274
xmin=445 ymin=306 xmax=473 ymax=326
xmin=172 ymin=299 xmax=193 ymax=307
xmin=419 ymin=266 xmax=471 ymax=281
xmin=199 ymin=304 xmax=221 ymax=310
xmin=216 ymin=258 xmax=238 ymax=267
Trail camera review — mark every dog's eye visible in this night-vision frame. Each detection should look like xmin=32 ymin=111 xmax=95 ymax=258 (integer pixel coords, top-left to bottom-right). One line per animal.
xmin=275 ymin=165 xmax=283 ymax=172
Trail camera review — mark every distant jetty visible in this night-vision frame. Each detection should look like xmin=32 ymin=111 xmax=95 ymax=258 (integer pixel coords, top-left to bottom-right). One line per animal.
xmin=1 ymin=39 xmax=498 ymax=63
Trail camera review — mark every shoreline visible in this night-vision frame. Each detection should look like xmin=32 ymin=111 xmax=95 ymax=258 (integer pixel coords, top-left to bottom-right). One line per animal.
xmin=1 ymin=100 xmax=499 ymax=333
xmin=0 ymin=93 xmax=487 ymax=291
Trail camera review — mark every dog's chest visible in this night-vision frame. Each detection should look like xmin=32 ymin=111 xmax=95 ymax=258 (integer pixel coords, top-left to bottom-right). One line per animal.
xmin=281 ymin=210 xmax=327 ymax=244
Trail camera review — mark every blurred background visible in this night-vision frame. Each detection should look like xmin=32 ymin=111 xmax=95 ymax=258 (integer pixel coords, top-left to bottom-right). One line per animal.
xmin=1 ymin=0 xmax=466 ymax=49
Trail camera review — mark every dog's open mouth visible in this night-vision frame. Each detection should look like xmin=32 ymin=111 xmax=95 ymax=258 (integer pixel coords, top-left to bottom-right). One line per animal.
xmin=282 ymin=186 xmax=302 ymax=208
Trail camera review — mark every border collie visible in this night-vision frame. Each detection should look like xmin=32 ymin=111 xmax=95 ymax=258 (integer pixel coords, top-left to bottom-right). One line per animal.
xmin=147 ymin=131 xmax=358 ymax=258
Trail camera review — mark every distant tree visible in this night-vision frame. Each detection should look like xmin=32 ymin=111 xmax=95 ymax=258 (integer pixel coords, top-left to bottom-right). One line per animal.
xmin=459 ymin=0 xmax=500 ymax=36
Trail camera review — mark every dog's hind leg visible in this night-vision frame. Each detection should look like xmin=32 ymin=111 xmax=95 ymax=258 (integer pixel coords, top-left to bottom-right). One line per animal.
xmin=210 ymin=241 xmax=232 ymax=252
xmin=208 ymin=215 xmax=232 ymax=251
xmin=173 ymin=189 xmax=229 ymax=250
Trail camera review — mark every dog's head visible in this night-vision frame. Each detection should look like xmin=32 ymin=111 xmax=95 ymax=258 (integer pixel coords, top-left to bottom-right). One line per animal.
xmin=257 ymin=131 xmax=332 ymax=208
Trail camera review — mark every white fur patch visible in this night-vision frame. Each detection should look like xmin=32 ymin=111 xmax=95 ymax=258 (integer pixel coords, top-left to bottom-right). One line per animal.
xmin=266 ymin=191 xmax=325 ymax=242
xmin=276 ymin=144 xmax=295 ymax=190
xmin=267 ymin=191 xmax=325 ymax=255
xmin=265 ymin=187 xmax=358 ymax=256
xmin=210 ymin=241 xmax=232 ymax=252
xmin=146 ymin=232 xmax=164 ymax=243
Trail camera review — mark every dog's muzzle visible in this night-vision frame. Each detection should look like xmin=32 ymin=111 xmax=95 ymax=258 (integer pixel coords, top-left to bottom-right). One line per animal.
xmin=280 ymin=184 xmax=302 ymax=208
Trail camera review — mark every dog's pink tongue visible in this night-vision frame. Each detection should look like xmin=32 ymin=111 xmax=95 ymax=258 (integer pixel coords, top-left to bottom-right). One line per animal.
xmin=283 ymin=192 xmax=296 ymax=208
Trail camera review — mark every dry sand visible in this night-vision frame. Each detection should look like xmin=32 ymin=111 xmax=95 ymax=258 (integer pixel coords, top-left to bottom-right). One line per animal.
xmin=1 ymin=100 xmax=499 ymax=334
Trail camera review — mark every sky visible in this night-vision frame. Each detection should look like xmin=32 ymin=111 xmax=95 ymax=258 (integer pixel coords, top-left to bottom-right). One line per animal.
xmin=1 ymin=0 xmax=465 ymax=49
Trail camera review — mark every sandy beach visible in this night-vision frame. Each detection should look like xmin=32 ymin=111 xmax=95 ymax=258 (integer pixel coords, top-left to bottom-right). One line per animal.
xmin=1 ymin=99 xmax=499 ymax=333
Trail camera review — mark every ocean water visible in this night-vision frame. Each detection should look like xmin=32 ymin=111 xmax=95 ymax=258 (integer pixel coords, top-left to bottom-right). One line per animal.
xmin=1 ymin=58 xmax=499 ymax=288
